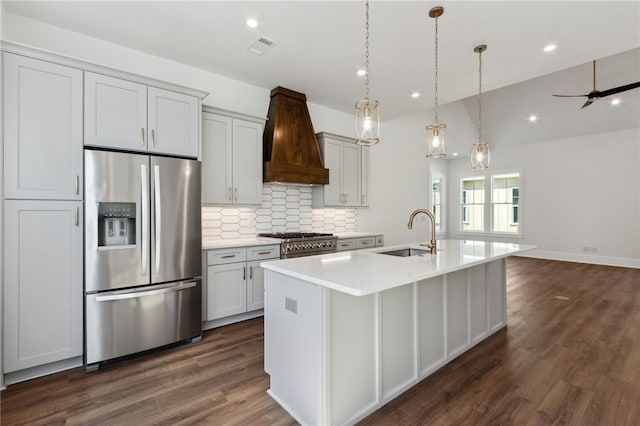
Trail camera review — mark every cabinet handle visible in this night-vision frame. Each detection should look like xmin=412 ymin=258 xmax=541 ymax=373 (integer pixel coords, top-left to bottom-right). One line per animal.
xmin=243 ymin=266 xmax=246 ymax=280
xmin=221 ymin=254 xmax=236 ymax=259
xmin=362 ymin=241 xmax=370 ymax=245
xmin=257 ymin=251 xmax=271 ymax=255
xmin=234 ymin=188 xmax=238 ymax=201
xmin=75 ymin=206 xmax=79 ymax=226
xmin=362 ymin=194 xmax=365 ymax=204
xmin=249 ymin=266 xmax=253 ymax=280
xmin=141 ymin=128 xmax=145 ymax=146
xmin=75 ymin=175 xmax=80 ymax=195
xmin=228 ymin=187 xmax=232 ymax=201
xmin=151 ymin=129 xmax=156 ymax=146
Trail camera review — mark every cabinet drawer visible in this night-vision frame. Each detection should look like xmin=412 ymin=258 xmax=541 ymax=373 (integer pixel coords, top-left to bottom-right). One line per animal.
xmin=357 ymin=237 xmax=375 ymax=249
xmin=207 ymin=248 xmax=247 ymax=265
xmin=247 ymin=244 xmax=281 ymax=261
xmin=337 ymin=239 xmax=356 ymax=251
xmin=375 ymin=235 xmax=384 ymax=247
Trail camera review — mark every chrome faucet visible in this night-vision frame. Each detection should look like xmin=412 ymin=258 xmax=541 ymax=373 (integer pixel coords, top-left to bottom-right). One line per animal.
xmin=407 ymin=209 xmax=437 ymax=254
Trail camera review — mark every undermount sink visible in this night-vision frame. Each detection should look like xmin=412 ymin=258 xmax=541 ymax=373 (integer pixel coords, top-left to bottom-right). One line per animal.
xmin=379 ymin=248 xmax=430 ymax=257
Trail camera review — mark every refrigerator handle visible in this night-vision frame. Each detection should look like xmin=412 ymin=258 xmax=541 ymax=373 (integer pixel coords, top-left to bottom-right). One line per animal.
xmin=141 ymin=164 xmax=149 ymax=276
xmin=94 ymin=281 xmax=197 ymax=302
xmin=154 ymin=164 xmax=162 ymax=274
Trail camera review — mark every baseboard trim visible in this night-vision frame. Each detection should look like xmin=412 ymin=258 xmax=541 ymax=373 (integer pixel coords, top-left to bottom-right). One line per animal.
xmin=202 ymin=309 xmax=264 ymax=331
xmin=516 ymin=249 xmax=639 ymax=269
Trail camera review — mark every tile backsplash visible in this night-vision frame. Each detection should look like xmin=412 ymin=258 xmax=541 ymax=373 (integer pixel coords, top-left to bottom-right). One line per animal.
xmin=202 ymin=183 xmax=357 ymax=240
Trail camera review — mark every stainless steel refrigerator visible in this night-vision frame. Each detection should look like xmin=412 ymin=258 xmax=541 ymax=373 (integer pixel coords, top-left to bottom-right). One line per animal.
xmin=84 ymin=149 xmax=202 ymax=370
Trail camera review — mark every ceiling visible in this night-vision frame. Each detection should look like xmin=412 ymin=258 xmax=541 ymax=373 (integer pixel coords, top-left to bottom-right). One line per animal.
xmin=3 ymin=1 xmax=639 ymax=123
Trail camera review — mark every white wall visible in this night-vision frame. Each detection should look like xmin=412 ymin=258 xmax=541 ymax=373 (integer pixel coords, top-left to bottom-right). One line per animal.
xmin=358 ymin=100 xmax=476 ymax=246
xmin=0 ymin=1 xmax=5 ymax=391
xmin=447 ymin=128 xmax=640 ymax=268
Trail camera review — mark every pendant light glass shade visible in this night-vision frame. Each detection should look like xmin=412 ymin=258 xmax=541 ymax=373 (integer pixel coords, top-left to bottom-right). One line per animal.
xmin=355 ymin=99 xmax=380 ymax=145
xmin=426 ymin=6 xmax=446 ymax=158
xmin=471 ymin=44 xmax=490 ymax=169
xmin=355 ymin=0 xmax=380 ymax=145
xmin=426 ymin=122 xmax=447 ymax=158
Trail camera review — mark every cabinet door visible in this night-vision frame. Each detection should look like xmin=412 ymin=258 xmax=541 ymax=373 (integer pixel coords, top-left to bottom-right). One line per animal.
xmin=247 ymin=260 xmax=267 ymax=311
xmin=3 ymin=53 xmax=83 ymax=200
xmin=342 ymin=142 xmax=361 ymax=206
xmin=206 ymin=263 xmax=247 ymax=320
xmin=148 ymin=87 xmax=199 ymax=158
xmin=4 ymin=200 xmax=83 ymax=372
xmin=322 ymin=138 xmax=344 ymax=206
xmin=202 ymin=113 xmax=233 ymax=204
xmin=361 ymin=145 xmax=370 ymax=206
xmin=233 ymin=119 xmax=263 ymax=205
xmin=85 ymin=72 xmax=147 ymax=151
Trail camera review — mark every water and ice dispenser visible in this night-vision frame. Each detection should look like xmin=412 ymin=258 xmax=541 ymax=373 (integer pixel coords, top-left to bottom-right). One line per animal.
xmin=97 ymin=202 xmax=136 ymax=247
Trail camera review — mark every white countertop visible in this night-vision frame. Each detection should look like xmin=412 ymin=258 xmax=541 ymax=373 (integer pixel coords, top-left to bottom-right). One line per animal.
xmin=333 ymin=232 xmax=382 ymax=238
xmin=202 ymin=237 xmax=281 ymax=250
xmin=261 ymin=239 xmax=536 ymax=296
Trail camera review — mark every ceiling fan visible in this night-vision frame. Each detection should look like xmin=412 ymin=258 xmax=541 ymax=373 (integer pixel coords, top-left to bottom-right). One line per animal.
xmin=553 ymin=60 xmax=640 ymax=109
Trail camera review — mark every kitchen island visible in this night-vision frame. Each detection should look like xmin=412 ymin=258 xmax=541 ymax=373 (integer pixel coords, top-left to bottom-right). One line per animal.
xmin=261 ymin=239 xmax=535 ymax=425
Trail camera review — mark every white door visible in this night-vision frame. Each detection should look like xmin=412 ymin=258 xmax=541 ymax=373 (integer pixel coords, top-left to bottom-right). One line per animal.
xmin=247 ymin=260 xmax=266 ymax=311
xmin=3 ymin=53 xmax=83 ymax=200
xmin=342 ymin=142 xmax=361 ymax=206
xmin=322 ymin=138 xmax=344 ymax=206
xmin=4 ymin=200 xmax=83 ymax=372
xmin=84 ymin=72 xmax=147 ymax=151
xmin=206 ymin=263 xmax=247 ymax=320
xmin=148 ymin=87 xmax=199 ymax=158
xmin=202 ymin=113 xmax=233 ymax=204
xmin=233 ymin=119 xmax=263 ymax=205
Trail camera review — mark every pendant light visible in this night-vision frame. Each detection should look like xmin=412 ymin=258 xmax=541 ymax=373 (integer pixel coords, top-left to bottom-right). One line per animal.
xmin=426 ymin=6 xmax=446 ymax=158
xmin=471 ymin=44 xmax=490 ymax=169
xmin=355 ymin=0 xmax=380 ymax=145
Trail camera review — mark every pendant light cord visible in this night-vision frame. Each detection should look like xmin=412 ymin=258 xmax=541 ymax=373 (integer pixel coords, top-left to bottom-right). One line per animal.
xmin=478 ymin=47 xmax=483 ymax=144
xmin=434 ymin=15 xmax=439 ymax=122
xmin=364 ymin=0 xmax=370 ymax=100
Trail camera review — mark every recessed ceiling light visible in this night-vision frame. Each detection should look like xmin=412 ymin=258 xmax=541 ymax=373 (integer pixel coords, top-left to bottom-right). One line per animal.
xmin=411 ymin=92 xmax=420 ymax=99
xmin=357 ymin=69 xmax=366 ymax=77
xmin=246 ymin=18 xmax=258 ymax=28
xmin=611 ymin=98 xmax=621 ymax=105
xmin=453 ymin=152 xmax=458 ymax=157
xmin=529 ymin=115 xmax=538 ymax=122
xmin=543 ymin=44 xmax=557 ymax=53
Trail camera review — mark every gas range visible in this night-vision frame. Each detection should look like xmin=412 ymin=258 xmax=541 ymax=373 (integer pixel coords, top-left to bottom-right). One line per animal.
xmin=258 ymin=232 xmax=338 ymax=258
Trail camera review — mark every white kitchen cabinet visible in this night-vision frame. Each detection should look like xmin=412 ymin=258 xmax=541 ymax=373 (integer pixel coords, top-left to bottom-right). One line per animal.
xmin=313 ymin=132 xmax=369 ymax=207
xmin=204 ymin=244 xmax=279 ymax=323
xmin=202 ymin=110 xmax=263 ymax=205
xmin=3 ymin=53 xmax=83 ymax=200
xmin=336 ymin=235 xmax=383 ymax=252
xmin=3 ymin=200 xmax=83 ymax=373
xmin=85 ymin=72 xmax=199 ymax=157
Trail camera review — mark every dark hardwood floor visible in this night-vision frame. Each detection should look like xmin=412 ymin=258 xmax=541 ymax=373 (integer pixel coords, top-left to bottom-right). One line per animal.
xmin=1 ymin=257 xmax=638 ymax=425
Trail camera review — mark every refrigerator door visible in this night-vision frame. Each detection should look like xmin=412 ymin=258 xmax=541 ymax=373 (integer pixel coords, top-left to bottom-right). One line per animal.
xmin=85 ymin=150 xmax=150 ymax=292
xmin=85 ymin=279 xmax=202 ymax=365
xmin=150 ymin=156 xmax=202 ymax=284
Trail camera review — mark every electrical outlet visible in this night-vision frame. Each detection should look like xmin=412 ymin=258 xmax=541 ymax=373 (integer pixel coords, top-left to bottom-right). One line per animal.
xmin=285 ymin=297 xmax=298 ymax=314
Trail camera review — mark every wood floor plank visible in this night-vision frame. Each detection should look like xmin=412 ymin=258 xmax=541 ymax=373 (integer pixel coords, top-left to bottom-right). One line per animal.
xmin=1 ymin=258 xmax=638 ymax=425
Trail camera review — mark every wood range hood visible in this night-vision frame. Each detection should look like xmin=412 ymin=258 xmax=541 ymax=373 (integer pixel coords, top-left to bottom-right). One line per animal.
xmin=263 ymin=87 xmax=329 ymax=185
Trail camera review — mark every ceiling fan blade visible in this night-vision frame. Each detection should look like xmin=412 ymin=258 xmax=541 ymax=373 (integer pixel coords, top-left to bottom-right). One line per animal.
xmin=552 ymin=94 xmax=588 ymax=97
xmin=581 ymin=99 xmax=595 ymax=109
xmin=596 ymin=81 xmax=640 ymax=98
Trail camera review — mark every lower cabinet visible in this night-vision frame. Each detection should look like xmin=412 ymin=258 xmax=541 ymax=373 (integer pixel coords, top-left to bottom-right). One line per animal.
xmin=205 ymin=244 xmax=279 ymax=325
xmin=3 ymin=200 xmax=83 ymax=374
xmin=336 ymin=235 xmax=384 ymax=252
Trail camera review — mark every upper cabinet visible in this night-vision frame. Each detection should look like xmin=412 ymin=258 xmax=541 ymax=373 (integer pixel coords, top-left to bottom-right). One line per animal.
xmin=202 ymin=110 xmax=264 ymax=206
xmin=312 ymin=132 xmax=369 ymax=208
xmin=84 ymin=72 xmax=199 ymax=158
xmin=3 ymin=53 xmax=83 ymax=200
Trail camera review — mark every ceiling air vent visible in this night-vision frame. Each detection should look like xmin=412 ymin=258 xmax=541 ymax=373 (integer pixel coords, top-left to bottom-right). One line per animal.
xmin=247 ymin=36 xmax=276 ymax=55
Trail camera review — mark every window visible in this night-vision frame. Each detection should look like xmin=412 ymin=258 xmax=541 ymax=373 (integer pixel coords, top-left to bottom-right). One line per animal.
xmin=492 ymin=174 xmax=520 ymax=233
xmin=432 ymin=178 xmax=442 ymax=231
xmin=460 ymin=177 xmax=485 ymax=231
xmin=460 ymin=172 xmax=522 ymax=235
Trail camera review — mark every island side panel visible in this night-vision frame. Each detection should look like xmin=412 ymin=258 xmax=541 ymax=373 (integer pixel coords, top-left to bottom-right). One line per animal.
xmin=418 ymin=275 xmax=447 ymax=376
xmin=264 ymin=270 xmax=325 ymax=425
xmin=329 ymin=290 xmax=378 ymax=425
xmin=488 ymin=258 xmax=507 ymax=331
xmin=381 ymin=284 xmax=417 ymax=401
xmin=446 ymin=269 xmax=469 ymax=358
xmin=469 ymin=264 xmax=489 ymax=344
